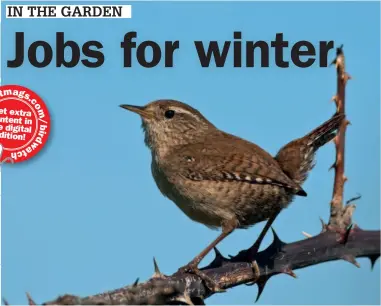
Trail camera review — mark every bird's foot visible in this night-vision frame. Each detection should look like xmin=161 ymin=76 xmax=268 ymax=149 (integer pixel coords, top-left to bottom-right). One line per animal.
xmin=177 ymin=262 xmax=226 ymax=293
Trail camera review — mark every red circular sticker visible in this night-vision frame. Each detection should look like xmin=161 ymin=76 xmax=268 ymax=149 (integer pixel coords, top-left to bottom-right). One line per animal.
xmin=0 ymin=85 xmax=51 ymax=163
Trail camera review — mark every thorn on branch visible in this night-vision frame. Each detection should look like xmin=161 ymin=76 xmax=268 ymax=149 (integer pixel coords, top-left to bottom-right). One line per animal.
xmin=343 ymin=73 xmax=351 ymax=83
xmin=2 ymin=298 xmax=9 ymax=306
xmin=368 ymin=254 xmax=380 ymax=270
xmin=255 ymin=278 xmax=269 ymax=302
xmin=26 ymin=292 xmax=36 ymax=305
xmin=152 ymin=257 xmax=166 ymax=279
xmin=282 ymin=267 xmax=297 ymax=278
xmin=213 ymin=246 xmax=223 ymax=259
xmin=342 ymin=254 xmax=360 ymax=268
xmin=133 ymin=277 xmax=139 ymax=287
xmin=209 ymin=247 xmax=230 ymax=268
xmin=320 ymin=217 xmax=328 ymax=232
xmin=270 ymin=227 xmax=285 ymax=250
xmin=228 ymin=228 xmax=285 ymax=263
xmin=302 ymin=231 xmax=313 ymax=238
xmin=214 ymin=247 xmax=227 ymax=262
xmin=346 ymin=194 xmax=361 ymax=205
xmin=153 ymin=257 xmax=161 ymax=274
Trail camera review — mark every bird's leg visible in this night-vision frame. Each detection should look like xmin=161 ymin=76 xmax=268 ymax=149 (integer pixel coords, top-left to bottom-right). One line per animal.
xmin=250 ymin=211 xmax=280 ymax=255
xmin=177 ymin=219 xmax=237 ymax=293
xmin=234 ymin=211 xmax=280 ymax=261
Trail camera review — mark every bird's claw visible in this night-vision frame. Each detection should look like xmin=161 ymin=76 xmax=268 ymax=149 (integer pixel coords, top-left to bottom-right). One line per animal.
xmin=230 ymin=248 xmax=261 ymax=282
xmin=177 ymin=262 xmax=226 ymax=293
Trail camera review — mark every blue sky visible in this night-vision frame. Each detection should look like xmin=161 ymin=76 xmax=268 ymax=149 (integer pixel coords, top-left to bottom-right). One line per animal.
xmin=1 ymin=1 xmax=380 ymax=304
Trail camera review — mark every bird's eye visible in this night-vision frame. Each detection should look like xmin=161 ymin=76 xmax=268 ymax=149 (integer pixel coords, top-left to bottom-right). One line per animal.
xmin=164 ymin=110 xmax=175 ymax=119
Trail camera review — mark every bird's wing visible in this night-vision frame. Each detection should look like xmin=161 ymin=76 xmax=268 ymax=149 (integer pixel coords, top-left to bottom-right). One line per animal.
xmin=166 ymin=141 xmax=306 ymax=196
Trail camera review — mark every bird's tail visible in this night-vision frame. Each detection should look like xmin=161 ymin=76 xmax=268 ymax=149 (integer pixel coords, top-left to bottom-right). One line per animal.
xmin=275 ymin=113 xmax=344 ymax=186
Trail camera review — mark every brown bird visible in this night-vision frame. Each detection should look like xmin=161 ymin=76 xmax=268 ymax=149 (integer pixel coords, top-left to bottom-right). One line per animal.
xmin=120 ymin=100 xmax=343 ymax=290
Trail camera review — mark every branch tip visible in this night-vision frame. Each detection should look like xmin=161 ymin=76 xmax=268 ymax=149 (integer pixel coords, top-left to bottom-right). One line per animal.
xmin=336 ymin=44 xmax=344 ymax=55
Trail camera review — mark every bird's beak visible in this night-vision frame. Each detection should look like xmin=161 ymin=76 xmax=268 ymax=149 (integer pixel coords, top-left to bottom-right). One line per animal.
xmin=119 ymin=104 xmax=153 ymax=119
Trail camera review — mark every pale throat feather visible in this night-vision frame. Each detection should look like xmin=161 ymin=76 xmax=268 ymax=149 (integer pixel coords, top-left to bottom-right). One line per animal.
xmin=141 ymin=120 xmax=174 ymax=161
xmin=142 ymin=118 xmax=210 ymax=161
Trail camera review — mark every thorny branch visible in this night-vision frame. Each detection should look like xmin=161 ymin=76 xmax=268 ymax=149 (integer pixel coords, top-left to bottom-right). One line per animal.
xmin=9 ymin=227 xmax=379 ymax=306
xmin=4 ymin=46 xmax=380 ymax=305
xmin=329 ymin=45 xmax=355 ymax=229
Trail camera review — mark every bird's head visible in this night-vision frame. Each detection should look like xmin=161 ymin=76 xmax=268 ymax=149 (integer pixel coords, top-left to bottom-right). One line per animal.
xmin=120 ymin=99 xmax=215 ymax=156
